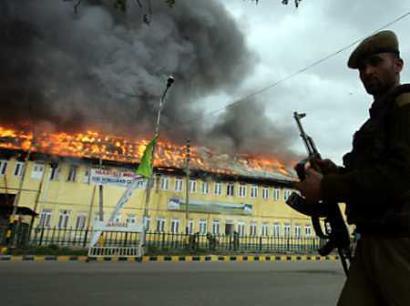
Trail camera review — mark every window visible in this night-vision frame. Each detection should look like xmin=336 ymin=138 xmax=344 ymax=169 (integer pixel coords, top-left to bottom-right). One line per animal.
xmin=225 ymin=222 xmax=234 ymax=235
xmin=250 ymin=185 xmax=258 ymax=198
xmin=272 ymin=188 xmax=280 ymax=201
xmin=137 ymin=179 xmax=146 ymax=188
xmin=58 ymin=210 xmax=70 ymax=229
xmin=94 ymin=213 xmax=101 ymax=223
xmin=127 ymin=214 xmax=136 ymax=224
xmin=39 ymin=209 xmax=52 ymax=228
xmin=284 ymin=223 xmax=291 ymax=237
xmin=160 ymin=176 xmax=169 ymax=190
xmin=305 ymin=224 xmax=312 ymax=237
xmin=212 ymin=220 xmax=220 ymax=235
xmin=214 ymin=182 xmax=222 ymax=195
xmin=237 ymin=222 xmax=245 ymax=236
xmin=189 ymin=180 xmax=197 ymax=193
xmin=156 ymin=218 xmax=165 ymax=233
xmin=201 ymin=181 xmax=209 ymax=194
xmin=171 ymin=219 xmax=180 ymax=233
xmin=153 ymin=175 xmax=159 ymax=189
xmin=83 ymin=168 xmax=91 ymax=184
xmin=295 ymin=224 xmax=301 ymax=238
xmin=238 ymin=184 xmax=247 ymax=198
xmin=14 ymin=162 xmax=24 ymax=177
xmin=199 ymin=220 xmax=207 ymax=234
xmin=49 ymin=164 xmax=60 ymax=181
xmin=262 ymin=187 xmax=269 ymax=200
xmin=75 ymin=214 xmax=86 ymax=229
xmin=187 ymin=220 xmax=194 ymax=234
xmin=226 ymin=183 xmax=235 ymax=196
xmin=283 ymin=189 xmax=292 ymax=201
xmin=0 ymin=160 xmax=8 ymax=176
xmin=31 ymin=163 xmax=44 ymax=180
xmin=261 ymin=223 xmax=269 ymax=236
xmin=174 ymin=178 xmax=183 ymax=192
xmin=143 ymin=217 xmax=151 ymax=231
xmin=114 ymin=214 xmax=121 ymax=223
xmin=67 ymin=165 xmax=77 ymax=182
xmin=249 ymin=222 xmax=257 ymax=236
xmin=273 ymin=222 xmax=281 ymax=237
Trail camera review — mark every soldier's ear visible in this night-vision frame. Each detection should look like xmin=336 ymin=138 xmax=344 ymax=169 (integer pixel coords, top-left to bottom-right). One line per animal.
xmin=393 ymin=56 xmax=404 ymax=73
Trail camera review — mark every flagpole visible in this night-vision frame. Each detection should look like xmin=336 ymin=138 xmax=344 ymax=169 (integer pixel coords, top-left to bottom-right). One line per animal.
xmin=142 ymin=76 xmax=175 ymax=228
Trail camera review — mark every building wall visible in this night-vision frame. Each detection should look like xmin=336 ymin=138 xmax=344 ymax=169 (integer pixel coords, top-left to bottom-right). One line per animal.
xmin=0 ymin=157 xmax=313 ymax=237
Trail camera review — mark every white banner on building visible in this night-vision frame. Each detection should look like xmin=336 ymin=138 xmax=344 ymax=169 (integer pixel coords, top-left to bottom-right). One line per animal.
xmin=167 ymin=198 xmax=253 ymax=215
xmin=93 ymin=220 xmax=143 ymax=233
xmin=90 ymin=168 xmax=140 ymax=187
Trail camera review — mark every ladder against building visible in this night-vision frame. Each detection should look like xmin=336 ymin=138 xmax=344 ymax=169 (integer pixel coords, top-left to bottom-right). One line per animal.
xmin=88 ymin=220 xmax=144 ymax=259
xmin=87 ymin=178 xmax=145 ymax=260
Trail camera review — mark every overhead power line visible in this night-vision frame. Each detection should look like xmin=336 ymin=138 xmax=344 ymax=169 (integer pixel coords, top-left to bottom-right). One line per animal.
xmin=175 ymin=11 xmax=410 ymax=128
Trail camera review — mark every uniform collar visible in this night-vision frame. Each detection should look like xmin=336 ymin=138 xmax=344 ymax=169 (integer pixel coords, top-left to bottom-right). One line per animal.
xmin=368 ymin=86 xmax=397 ymax=118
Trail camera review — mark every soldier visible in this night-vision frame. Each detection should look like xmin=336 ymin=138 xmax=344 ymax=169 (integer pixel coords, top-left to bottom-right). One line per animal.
xmin=294 ymin=30 xmax=410 ymax=305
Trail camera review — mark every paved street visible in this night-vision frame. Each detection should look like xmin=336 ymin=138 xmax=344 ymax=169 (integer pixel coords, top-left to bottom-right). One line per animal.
xmin=0 ymin=261 xmax=345 ymax=306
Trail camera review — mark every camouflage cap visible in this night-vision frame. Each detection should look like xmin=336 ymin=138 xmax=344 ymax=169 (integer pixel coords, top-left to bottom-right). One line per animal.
xmin=348 ymin=30 xmax=400 ymax=69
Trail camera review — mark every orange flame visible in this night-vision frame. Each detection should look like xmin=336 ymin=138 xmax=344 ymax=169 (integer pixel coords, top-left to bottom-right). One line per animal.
xmin=0 ymin=126 xmax=294 ymax=179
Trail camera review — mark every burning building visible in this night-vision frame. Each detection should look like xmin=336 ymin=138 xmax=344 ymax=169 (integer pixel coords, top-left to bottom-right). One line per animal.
xmin=0 ymin=127 xmax=312 ymax=238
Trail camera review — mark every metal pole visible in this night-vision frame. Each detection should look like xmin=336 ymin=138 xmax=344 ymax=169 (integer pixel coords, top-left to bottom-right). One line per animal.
xmin=28 ymin=163 xmax=48 ymax=239
xmin=86 ymin=185 xmax=97 ymax=230
xmin=7 ymin=147 xmax=32 ymax=248
xmin=3 ymin=169 xmax=9 ymax=206
xmin=98 ymin=158 xmax=104 ymax=222
xmin=142 ymin=76 xmax=175 ymax=226
xmin=185 ymin=139 xmax=190 ymax=234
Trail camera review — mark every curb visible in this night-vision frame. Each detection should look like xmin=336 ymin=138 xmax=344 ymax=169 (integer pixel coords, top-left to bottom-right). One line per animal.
xmin=0 ymin=254 xmax=340 ymax=262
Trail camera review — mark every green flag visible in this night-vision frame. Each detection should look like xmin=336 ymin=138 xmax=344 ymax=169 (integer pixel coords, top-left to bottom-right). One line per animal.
xmin=136 ymin=136 xmax=157 ymax=178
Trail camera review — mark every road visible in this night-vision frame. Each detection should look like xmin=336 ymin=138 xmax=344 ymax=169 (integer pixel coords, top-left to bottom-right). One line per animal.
xmin=0 ymin=261 xmax=345 ymax=306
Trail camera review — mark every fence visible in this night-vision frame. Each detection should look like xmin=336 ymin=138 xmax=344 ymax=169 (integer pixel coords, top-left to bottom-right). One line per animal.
xmin=0 ymin=224 xmax=328 ymax=254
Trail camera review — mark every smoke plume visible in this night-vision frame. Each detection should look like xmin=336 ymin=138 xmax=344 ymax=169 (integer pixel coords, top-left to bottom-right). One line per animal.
xmin=0 ymin=0 xmax=297 ymax=159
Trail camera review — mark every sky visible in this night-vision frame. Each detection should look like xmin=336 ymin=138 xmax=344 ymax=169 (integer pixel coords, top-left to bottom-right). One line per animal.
xmin=1 ymin=0 xmax=410 ymax=166
xmin=217 ymin=0 xmax=410 ymax=163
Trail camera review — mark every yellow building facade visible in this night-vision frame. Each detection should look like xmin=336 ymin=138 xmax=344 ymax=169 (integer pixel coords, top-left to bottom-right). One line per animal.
xmin=0 ymin=152 xmax=313 ymax=238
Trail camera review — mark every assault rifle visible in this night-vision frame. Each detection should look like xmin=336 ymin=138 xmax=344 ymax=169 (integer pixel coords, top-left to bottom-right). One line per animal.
xmin=285 ymin=112 xmax=352 ymax=275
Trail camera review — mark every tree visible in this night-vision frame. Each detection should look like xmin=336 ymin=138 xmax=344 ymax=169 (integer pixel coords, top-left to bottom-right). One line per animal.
xmin=65 ymin=0 xmax=303 ymax=16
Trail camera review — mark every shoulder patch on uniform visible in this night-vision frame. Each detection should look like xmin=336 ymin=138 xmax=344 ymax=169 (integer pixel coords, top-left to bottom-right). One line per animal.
xmin=395 ymin=93 xmax=410 ymax=108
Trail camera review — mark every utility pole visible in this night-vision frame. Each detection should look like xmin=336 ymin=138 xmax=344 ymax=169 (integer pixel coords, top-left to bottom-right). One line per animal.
xmin=185 ymin=139 xmax=190 ymax=235
xmin=98 ymin=158 xmax=104 ymax=222
xmin=28 ymin=163 xmax=48 ymax=239
xmin=86 ymin=185 xmax=97 ymax=230
xmin=7 ymin=132 xmax=34 ymax=248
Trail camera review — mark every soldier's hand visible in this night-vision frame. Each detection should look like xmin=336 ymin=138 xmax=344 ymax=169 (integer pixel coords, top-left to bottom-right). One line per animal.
xmin=310 ymin=158 xmax=339 ymax=174
xmin=293 ymin=168 xmax=323 ymax=203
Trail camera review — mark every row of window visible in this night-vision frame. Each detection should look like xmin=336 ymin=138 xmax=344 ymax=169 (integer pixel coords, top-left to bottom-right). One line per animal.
xmin=38 ymin=209 xmax=312 ymax=237
xmin=146 ymin=178 xmax=292 ymax=201
xmin=1 ymin=160 xmax=75 ymax=180
xmin=151 ymin=218 xmax=312 ymax=237
xmin=38 ymin=209 xmax=137 ymax=229
xmin=159 ymin=176 xmax=292 ymax=200
xmin=0 ymin=160 xmax=295 ymax=200
xmin=0 ymin=160 xmax=92 ymax=183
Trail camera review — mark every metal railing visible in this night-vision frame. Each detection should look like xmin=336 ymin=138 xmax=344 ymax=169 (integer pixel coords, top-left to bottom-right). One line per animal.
xmin=144 ymin=231 xmax=325 ymax=254
xmin=1 ymin=225 xmax=328 ymax=254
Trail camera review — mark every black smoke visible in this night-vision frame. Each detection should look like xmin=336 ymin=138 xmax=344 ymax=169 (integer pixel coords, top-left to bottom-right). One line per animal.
xmin=206 ymin=98 xmax=298 ymax=161
xmin=0 ymin=0 xmax=297 ymax=159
